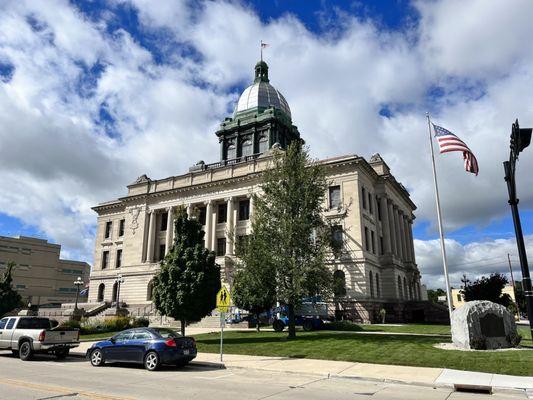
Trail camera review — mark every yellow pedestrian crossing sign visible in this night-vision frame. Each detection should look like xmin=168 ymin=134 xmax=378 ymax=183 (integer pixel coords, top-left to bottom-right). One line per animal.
xmin=216 ymin=287 xmax=231 ymax=312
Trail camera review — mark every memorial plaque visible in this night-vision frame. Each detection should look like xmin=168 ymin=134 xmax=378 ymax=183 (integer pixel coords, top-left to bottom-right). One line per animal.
xmin=479 ymin=314 xmax=505 ymax=337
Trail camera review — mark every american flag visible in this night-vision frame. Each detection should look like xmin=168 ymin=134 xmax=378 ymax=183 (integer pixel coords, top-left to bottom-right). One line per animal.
xmin=261 ymin=41 xmax=269 ymax=48
xmin=433 ymin=123 xmax=479 ymax=175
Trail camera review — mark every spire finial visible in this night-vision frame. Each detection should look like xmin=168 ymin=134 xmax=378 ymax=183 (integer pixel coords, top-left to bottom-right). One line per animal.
xmin=260 ymin=40 xmax=269 ymax=62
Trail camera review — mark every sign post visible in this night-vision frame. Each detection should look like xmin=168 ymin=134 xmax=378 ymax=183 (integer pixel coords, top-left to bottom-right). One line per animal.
xmin=216 ymin=287 xmax=231 ymax=362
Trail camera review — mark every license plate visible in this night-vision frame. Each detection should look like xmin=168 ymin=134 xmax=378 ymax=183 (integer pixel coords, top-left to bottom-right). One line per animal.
xmin=183 ymin=349 xmax=190 ymax=355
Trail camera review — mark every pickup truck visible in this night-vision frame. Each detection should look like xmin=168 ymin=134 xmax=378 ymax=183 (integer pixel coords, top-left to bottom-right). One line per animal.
xmin=0 ymin=316 xmax=80 ymax=360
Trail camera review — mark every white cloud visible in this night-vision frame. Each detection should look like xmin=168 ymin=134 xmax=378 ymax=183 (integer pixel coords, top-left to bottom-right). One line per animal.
xmin=416 ymin=235 xmax=529 ymax=289
xmin=1 ymin=0 xmax=533 ymax=278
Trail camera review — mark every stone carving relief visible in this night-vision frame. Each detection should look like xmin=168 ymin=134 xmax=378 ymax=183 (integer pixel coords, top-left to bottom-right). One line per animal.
xmin=129 ymin=207 xmax=142 ymax=235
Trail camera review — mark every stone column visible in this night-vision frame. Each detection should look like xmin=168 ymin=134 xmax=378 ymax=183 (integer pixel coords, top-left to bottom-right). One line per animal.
xmin=205 ymin=200 xmax=213 ymax=250
xmin=393 ymin=207 xmax=402 ymax=259
xmin=380 ymin=197 xmax=392 ymax=254
xmin=408 ymin=219 xmax=416 ymax=263
xmin=186 ymin=204 xmax=193 ymax=219
xmin=387 ymin=201 xmax=397 ymax=257
xmin=399 ymin=212 xmax=407 ymax=262
xmin=249 ymin=194 xmax=254 ymax=219
xmin=211 ymin=201 xmax=218 ymax=251
xmin=403 ymin=216 xmax=412 ymax=262
xmin=226 ymin=197 xmax=235 ymax=255
xmin=146 ymin=211 xmax=156 ymax=262
xmin=165 ymin=207 xmax=173 ymax=255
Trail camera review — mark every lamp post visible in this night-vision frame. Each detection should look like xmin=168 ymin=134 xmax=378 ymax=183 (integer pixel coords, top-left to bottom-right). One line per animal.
xmin=73 ymin=277 xmax=84 ymax=311
xmin=115 ymin=274 xmax=125 ymax=312
xmin=503 ymin=118 xmax=533 ymax=336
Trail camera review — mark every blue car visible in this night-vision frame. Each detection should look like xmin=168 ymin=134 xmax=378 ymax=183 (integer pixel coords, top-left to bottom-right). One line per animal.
xmin=86 ymin=327 xmax=197 ymax=371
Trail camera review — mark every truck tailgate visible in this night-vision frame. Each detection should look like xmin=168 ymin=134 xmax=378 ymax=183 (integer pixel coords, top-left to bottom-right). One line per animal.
xmin=42 ymin=330 xmax=79 ymax=344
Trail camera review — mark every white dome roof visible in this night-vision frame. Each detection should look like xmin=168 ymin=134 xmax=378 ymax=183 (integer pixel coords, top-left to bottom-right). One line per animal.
xmin=234 ymin=61 xmax=291 ymax=119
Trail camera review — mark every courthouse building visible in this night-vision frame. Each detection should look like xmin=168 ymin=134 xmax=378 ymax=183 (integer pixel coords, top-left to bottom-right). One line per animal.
xmin=88 ymin=61 xmax=427 ymax=322
xmin=0 ymin=236 xmax=90 ymax=307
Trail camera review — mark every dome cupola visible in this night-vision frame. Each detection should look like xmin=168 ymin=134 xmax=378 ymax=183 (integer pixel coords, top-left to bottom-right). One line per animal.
xmin=234 ymin=61 xmax=291 ymax=119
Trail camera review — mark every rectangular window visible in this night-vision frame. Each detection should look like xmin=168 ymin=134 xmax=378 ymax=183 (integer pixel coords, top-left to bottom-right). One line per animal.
xmin=368 ymin=193 xmax=373 ymax=214
xmin=457 ymin=294 xmax=462 ymax=302
xmin=239 ymin=200 xmax=250 ymax=221
xmin=364 ymin=227 xmax=370 ymax=251
xmin=218 ymin=204 xmax=227 ymax=224
xmin=362 ymin=187 xmax=367 ymax=209
xmin=116 ymin=249 xmax=122 ymax=268
xmin=331 ymin=225 xmax=343 ymax=246
xmin=159 ymin=244 xmax=166 ymax=261
xmin=160 ymin=212 xmax=168 ymax=232
xmin=376 ymin=197 xmax=381 ymax=221
xmin=102 ymin=251 xmax=109 ymax=269
xmin=104 ymin=221 xmax=112 ymax=239
xmin=379 ymin=236 xmax=384 ymax=255
xmin=371 ymin=231 xmax=376 ymax=254
xmin=119 ymin=219 xmax=125 ymax=237
xmin=16 ymin=284 xmax=26 ymax=289
xmin=198 ymin=207 xmax=207 ymax=225
xmin=217 ymin=238 xmax=226 ymax=256
xmin=329 ymin=186 xmax=341 ymax=209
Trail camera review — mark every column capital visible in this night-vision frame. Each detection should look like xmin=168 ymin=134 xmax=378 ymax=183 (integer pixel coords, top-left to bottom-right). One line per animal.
xmin=224 ymin=196 xmax=234 ymax=202
xmin=204 ymin=199 xmax=214 ymax=206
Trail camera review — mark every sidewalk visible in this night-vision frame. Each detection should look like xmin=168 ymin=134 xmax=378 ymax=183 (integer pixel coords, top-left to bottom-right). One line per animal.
xmin=72 ymin=341 xmax=533 ymax=393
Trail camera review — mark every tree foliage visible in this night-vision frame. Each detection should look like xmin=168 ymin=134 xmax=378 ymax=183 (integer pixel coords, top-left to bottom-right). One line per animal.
xmin=0 ymin=262 xmax=22 ymax=317
xmin=243 ymin=142 xmax=333 ymax=338
xmin=152 ymin=206 xmax=221 ymax=335
xmin=232 ymin=234 xmax=276 ymax=331
xmin=461 ymin=273 xmax=512 ymax=307
xmin=427 ymin=289 xmax=446 ymax=304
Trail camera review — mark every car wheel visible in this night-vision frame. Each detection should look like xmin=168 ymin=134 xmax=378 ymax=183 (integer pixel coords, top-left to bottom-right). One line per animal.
xmin=303 ymin=320 xmax=314 ymax=332
xmin=19 ymin=341 xmax=33 ymax=361
xmin=144 ymin=351 xmax=160 ymax=371
xmin=55 ymin=349 xmax=69 ymax=359
xmin=273 ymin=319 xmax=285 ymax=332
xmin=90 ymin=349 xmax=105 ymax=367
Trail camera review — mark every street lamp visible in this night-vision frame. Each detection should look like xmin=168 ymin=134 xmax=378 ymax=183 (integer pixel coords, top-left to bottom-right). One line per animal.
xmin=503 ymin=118 xmax=533 ymax=337
xmin=115 ymin=274 xmax=125 ymax=312
xmin=73 ymin=277 xmax=84 ymax=311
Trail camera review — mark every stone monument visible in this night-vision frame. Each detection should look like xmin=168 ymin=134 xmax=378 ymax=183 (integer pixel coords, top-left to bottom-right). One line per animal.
xmin=451 ymin=300 xmax=518 ymax=350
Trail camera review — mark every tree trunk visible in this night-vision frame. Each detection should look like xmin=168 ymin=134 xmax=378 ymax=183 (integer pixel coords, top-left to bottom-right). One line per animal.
xmin=255 ymin=313 xmax=260 ymax=332
xmin=287 ymin=303 xmax=296 ymax=339
xmin=180 ymin=319 xmax=186 ymax=336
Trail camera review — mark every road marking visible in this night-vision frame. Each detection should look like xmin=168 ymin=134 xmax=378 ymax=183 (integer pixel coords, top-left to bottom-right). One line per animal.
xmin=0 ymin=378 xmax=135 ymax=400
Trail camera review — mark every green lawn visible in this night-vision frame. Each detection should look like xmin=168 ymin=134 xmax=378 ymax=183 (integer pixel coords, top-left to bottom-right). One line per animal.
xmin=194 ymin=326 xmax=533 ymax=376
xmin=80 ymin=331 xmax=118 ymax=341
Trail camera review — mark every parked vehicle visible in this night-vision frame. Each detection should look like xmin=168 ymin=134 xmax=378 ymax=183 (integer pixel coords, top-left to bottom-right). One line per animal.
xmin=86 ymin=327 xmax=197 ymax=371
xmin=0 ymin=316 xmax=80 ymax=360
xmin=272 ymin=301 xmax=328 ymax=332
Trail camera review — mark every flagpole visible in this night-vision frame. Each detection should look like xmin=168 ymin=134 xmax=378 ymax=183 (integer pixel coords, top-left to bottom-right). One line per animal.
xmin=426 ymin=113 xmax=454 ymax=324
xmin=260 ymin=40 xmax=263 ymax=62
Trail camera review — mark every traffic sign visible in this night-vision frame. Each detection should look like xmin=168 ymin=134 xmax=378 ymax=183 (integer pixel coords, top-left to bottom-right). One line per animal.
xmin=216 ymin=286 xmax=231 ymax=312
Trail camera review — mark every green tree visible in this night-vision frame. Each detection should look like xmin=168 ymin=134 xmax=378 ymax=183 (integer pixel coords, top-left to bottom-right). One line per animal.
xmin=0 ymin=262 xmax=22 ymax=317
xmin=248 ymin=142 xmax=332 ymax=339
xmin=232 ymin=234 xmax=276 ymax=331
xmin=152 ymin=206 xmax=221 ymax=336
xmin=427 ymin=288 xmax=446 ymax=304
xmin=462 ymin=273 xmax=512 ymax=307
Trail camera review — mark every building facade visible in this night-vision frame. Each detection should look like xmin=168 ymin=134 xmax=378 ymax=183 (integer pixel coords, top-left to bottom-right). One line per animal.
xmin=0 ymin=236 xmax=91 ymax=306
xmin=88 ymin=61 xmax=425 ymax=322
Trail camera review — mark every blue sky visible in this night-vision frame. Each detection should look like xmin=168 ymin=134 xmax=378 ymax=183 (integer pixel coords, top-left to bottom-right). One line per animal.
xmin=1 ymin=0 xmax=533 ymax=288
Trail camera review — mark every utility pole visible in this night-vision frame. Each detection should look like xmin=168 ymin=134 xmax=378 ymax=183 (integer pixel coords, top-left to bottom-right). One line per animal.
xmin=503 ymin=119 xmax=533 ymax=335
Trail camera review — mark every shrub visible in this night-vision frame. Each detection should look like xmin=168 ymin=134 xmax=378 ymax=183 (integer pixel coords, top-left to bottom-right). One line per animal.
xmin=507 ymin=332 xmax=522 ymax=347
xmin=79 ymin=316 xmax=132 ymax=334
xmin=56 ymin=320 xmax=80 ymax=330
xmin=324 ymin=321 xmax=364 ymax=332
xmin=131 ymin=317 xmax=150 ymax=328
xmin=471 ymin=336 xmax=487 ymax=350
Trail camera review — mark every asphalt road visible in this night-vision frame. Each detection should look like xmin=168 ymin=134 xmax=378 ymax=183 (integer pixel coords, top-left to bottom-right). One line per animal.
xmin=0 ymin=351 xmax=527 ymax=400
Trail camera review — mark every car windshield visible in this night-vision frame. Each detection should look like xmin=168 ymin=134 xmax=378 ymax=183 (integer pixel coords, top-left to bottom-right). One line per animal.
xmin=152 ymin=328 xmax=181 ymax=339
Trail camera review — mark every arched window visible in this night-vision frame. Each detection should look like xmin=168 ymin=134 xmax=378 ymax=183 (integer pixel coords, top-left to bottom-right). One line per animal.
xmin=241 ymin=140 xmax=253 ymax=157
xmin=376 ymin=273 xmax=380 ymax=298
xmin=333 ymin=270 xmax=346 ymax=297
xmin=112 ymin=282 xmax=118 ymax=303
xmin=403 ymin=277 xmax=408 ymax=300
xmin=369 ymin=272 xmax=374 ymax=298
xmin=147 ymin=280 xmax=154 ymax=301
xmin=226 ymin=143 xmax=236 ymax=160
xmin=258 ymin=135 xmax=269 ymax=153
xmin=97 ymin=283 xmax=105 ymax=302
xmin=397 ymin=276 xmax=403 ymax=299
xmin=409 ymin=282 xmax=413 ymax=300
